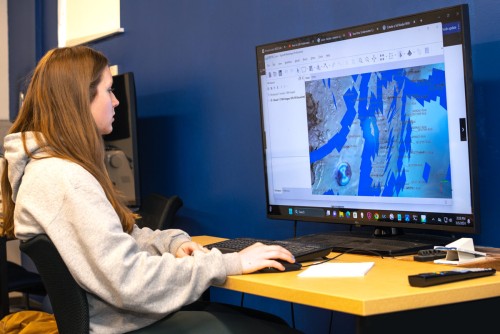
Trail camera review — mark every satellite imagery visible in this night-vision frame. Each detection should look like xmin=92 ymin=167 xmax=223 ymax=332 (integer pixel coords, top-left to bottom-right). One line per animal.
xmin=307 ymin=64 xmax=452 ymax=199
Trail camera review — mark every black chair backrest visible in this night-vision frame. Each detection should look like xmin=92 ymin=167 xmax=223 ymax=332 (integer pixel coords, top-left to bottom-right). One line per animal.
xmin=137 ymin=193 xmax=183 ymax=230
xmin=1 ymin=236 xmax=46 ymax=319
xmin=19 ymin=234 xmax=89 ymax=334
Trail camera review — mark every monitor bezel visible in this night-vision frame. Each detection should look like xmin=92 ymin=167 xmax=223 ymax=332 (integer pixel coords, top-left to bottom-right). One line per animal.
xmin=255 ymin=4 xmax=479 ymax=235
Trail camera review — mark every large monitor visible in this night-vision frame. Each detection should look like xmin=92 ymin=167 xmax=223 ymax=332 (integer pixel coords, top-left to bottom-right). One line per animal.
xmin=103 ymin=72 xmax=141 ymax=209
xmin=255 ymin=5 xmax=478 ymax=254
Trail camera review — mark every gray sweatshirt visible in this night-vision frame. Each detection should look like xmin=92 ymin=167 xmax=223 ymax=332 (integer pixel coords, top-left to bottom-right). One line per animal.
xmin=3 ymin=132 xmax=242 ymax=333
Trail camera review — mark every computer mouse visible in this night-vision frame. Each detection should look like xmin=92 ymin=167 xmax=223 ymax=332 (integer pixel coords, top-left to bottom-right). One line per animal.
xmin=259 ymin=261 xmax=302 ymax=273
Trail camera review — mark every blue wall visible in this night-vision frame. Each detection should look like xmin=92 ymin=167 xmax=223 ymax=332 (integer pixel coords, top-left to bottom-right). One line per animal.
xmin=105 ymin=0 xmax=500 ymax=246
xmin=8 ymin=0 xmax=500 ymax=332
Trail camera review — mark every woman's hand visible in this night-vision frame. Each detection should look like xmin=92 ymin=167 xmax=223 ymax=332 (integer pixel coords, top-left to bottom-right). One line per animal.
xmin=238 ymin=242 xmax=295 ymax=274
xmin=176 ymin=241 xmax=209 ymax=257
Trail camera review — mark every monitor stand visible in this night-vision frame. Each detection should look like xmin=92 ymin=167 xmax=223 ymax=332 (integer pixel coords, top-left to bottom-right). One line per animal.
xmin=290 ymin=228 xmax=457 ymax=256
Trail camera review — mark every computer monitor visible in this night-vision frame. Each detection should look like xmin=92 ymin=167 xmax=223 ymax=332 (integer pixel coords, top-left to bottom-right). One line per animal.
xmin=255 ymin=5 xmax=478 ymax=254
xmin=103 ymin=72 xmax=141 ymax=209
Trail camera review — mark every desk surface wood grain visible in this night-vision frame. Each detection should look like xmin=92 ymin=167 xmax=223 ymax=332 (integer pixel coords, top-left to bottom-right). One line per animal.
xmin=193 ymin=235 xmax=500 ymax=316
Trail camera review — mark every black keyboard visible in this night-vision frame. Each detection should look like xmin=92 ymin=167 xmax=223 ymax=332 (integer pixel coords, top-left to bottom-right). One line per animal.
xmin=205 ymin=238 xmax=332 ymax=263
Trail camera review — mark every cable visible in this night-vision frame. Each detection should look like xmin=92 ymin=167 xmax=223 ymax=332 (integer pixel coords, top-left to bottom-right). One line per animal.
xmin=329 ymin=310 xmax=334 ymax=334
xmin=300 ymin=247 xmax=386 ymax=269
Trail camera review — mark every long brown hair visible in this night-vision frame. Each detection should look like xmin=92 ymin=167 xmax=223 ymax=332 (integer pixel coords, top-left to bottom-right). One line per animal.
xmin=1 ymin=46 xmax=136 ymax=238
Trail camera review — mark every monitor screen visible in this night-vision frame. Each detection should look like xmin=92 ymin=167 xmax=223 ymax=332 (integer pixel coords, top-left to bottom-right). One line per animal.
xmin=103 ymin=72 xmax=141 ymax=209
xmin=256 ymin=5 xmax=478 ymax=237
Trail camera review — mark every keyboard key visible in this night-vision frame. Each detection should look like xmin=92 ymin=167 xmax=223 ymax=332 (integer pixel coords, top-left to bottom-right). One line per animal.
xmin=205 ymin=238 xmax=332 ymax=263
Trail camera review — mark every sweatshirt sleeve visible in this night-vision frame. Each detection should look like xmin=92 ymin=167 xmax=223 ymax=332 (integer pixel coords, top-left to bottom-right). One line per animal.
xmin=16 ymin=159 xmax=243 ymax=316
xmin=130 ymin=225 xmax=192 ymax=255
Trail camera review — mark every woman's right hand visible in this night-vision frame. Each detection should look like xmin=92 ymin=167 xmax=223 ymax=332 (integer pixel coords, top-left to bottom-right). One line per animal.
xmin=238 ymin=242 xmax=295 ymax=274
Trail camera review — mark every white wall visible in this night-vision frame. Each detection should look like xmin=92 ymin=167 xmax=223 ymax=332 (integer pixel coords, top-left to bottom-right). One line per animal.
xmin=0 ymin=0 xmax=9 ymax=120
xmin=0 ymin=0 xmax=17 ymax=266
xmin=58 ymin=0 xmax=123 ymax=47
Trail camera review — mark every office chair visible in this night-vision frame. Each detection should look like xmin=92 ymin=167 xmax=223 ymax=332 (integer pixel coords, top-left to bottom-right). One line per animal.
xmin=0 ymin=236 xmax=46 ymax=319
xmin=20 ymin=234 xmax=184 ymax=334
xmin=136 ymin=193 xmax=183 ymax=230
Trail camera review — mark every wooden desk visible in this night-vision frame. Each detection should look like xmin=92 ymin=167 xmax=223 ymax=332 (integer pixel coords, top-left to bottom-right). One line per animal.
xmin=195 ymin=236 xmax=500 ymax=334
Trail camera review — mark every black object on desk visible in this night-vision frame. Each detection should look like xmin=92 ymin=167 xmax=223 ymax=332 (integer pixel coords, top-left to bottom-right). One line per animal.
xmin=408 ymin=268 xmax=496 ymax=287
xmin=413 ymin=249 xmax=447 ymax=262
xmin=259 ymin=261 xmax=302 ymax=273
xmin=205 ymin=237 xmax=332 ymax=263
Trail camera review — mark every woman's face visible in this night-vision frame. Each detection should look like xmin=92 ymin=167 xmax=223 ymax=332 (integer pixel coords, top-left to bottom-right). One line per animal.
xmin=90 ymin=67 xmax=119 ymax=135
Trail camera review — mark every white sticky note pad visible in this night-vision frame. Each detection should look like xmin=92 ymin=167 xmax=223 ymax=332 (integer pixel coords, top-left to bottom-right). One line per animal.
xmin=298 ymin=262 xmax=375 ymax=277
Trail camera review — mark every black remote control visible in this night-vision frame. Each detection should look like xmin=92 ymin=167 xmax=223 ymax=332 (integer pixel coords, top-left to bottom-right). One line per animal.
xmin=413 ymin=249 xmax=447 ymax=262
xmin=408 ymin=268 xmax=496 ymax=287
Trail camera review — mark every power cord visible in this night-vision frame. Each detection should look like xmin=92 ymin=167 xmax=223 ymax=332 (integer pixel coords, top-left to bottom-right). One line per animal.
xmin=290 ymin=302 xmax=296 ymax=329
xmin=329 ymin=310 xmax=334 ymax=334
xmin=300 ymin=247 xmax=386 ymax=269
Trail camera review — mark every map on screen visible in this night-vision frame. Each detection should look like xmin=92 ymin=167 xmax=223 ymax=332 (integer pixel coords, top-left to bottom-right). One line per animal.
xmin=307 ymin=63 xmax=451 ymax=199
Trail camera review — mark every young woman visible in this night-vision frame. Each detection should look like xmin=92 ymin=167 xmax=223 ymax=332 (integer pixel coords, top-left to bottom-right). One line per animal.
xmin=1 ymin=46 xmax=300 ymax=333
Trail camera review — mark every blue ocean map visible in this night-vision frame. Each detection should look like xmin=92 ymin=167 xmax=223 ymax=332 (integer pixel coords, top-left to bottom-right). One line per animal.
xmin=306 ymin=63 xmax=452 ymax=199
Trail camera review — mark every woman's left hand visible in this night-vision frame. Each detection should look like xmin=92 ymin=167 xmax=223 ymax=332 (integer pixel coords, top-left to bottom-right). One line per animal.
xmin=176 ymin=241 xmax=209 ymax=257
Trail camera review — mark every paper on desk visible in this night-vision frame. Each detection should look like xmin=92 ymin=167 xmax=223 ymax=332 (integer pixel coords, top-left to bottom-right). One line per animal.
xmin=298 ymin=262 xmax=374 ymax=277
